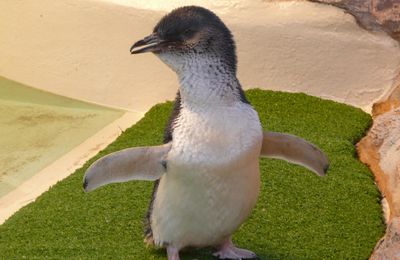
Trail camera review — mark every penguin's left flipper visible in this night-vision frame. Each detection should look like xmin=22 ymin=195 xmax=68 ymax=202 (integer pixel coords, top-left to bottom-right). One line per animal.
xmin=83 ymin=143 xmax=171 ymax=192
xmin=260 ymin=131 xmax=329 ymax=176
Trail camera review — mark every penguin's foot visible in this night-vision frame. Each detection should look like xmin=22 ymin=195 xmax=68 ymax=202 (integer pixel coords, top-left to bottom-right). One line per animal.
xmin=213 ymin=238 xmax=257 ymax=259
xmin=167 ymin=245 xmax=180 ymax=260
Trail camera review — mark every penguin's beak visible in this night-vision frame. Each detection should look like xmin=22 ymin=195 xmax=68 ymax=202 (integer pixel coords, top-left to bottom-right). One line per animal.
xmin=130 ymin=33 xmax=164 ymax=54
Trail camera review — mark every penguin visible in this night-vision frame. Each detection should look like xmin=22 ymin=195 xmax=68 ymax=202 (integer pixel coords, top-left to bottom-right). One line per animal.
xmin=83 ymin=6 xmax=329 ymax=260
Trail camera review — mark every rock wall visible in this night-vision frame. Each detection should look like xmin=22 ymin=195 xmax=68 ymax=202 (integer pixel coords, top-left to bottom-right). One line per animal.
xmin=311 ymin=0 xmax=400 ymax=39
xmin=357 ymin=89 xmax=400 ymax=259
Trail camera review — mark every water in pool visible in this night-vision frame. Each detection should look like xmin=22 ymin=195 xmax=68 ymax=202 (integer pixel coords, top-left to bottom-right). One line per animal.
xmin=0 ymin=76 xmax=124 ymax=197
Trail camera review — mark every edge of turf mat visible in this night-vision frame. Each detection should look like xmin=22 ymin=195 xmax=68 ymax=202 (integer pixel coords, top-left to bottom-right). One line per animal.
xmin=0 ymin=89 xmax=384 ymax=259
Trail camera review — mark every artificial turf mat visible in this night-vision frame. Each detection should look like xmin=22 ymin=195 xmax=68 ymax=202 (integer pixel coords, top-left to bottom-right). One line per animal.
xmin=0 ymin=89 xmax=384 ymax=259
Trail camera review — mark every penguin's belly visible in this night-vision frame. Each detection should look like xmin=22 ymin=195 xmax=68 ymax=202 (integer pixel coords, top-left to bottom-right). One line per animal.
xmin=150 ymin=104 xmax=263 ymax=248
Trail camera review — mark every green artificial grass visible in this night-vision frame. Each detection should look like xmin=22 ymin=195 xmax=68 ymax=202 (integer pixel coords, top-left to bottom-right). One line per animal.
xmin=0 ymin=89 xmax=384 ymax=259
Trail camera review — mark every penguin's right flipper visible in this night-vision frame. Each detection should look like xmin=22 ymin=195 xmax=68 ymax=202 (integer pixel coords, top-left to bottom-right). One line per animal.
xmin=260 ymin=131 xmax=329 ymax=176
xmin=83 ymin=143 xmax=171 ymax=192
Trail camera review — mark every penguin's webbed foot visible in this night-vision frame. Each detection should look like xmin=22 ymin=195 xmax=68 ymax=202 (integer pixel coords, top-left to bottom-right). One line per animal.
xmin=167 ymin=245 xmax=180 ymax=260
xmin=213 ymin=238 xmax=258 ymax=259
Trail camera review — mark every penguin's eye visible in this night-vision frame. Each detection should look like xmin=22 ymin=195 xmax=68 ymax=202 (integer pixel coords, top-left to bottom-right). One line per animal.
xmin=183 ymin=28 xmax=194 ymax=37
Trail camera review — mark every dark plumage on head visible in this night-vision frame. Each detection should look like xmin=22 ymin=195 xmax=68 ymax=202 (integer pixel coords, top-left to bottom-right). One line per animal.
xmin=130 ymin=6 xmax=237 ymax=72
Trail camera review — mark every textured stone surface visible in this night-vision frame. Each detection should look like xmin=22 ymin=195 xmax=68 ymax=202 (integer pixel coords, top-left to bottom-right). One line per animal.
xmin=310 ymin=0 xmax=400 ymax=40
xmin=370 ymin=217 xmax=400 ymax=260
xmin=373 ymin=81 xmax=400 ymax=116
xmin=357 ymin=85 xmax=400 ymax=260
xmin=358 ymin=107 xmax=400 ymax=219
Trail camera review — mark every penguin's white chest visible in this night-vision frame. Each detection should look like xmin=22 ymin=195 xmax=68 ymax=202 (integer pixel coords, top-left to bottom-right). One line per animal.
xmin=151 ymin=103 xmax=263 ymax=248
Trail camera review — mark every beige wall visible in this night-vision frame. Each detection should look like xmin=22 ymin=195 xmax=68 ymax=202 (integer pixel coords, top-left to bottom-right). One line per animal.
xmin=1 ymin=0 xmax=399 ymax=113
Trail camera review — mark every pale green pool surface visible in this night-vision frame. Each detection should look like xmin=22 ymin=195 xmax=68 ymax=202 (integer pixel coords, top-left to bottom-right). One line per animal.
xmin=0 ymin=76 xmax=124 ymax=197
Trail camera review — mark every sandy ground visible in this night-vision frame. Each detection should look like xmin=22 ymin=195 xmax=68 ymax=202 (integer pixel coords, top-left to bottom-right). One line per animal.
xmin=1 ymin=0 xmax=399 ymax=113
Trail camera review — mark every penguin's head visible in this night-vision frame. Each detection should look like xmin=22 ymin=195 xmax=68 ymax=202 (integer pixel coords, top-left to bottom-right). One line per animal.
xmin=130 ymin=6 xmax=237 ymax=73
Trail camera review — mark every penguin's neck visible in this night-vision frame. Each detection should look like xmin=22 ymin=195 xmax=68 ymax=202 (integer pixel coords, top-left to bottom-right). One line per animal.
xmin=176 ymin=56 xmax=242 ymax=110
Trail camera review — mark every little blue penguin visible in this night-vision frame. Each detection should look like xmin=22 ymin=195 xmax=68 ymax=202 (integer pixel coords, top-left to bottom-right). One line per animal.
xmin=83 ymin=6 xmax=329 ymax=260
